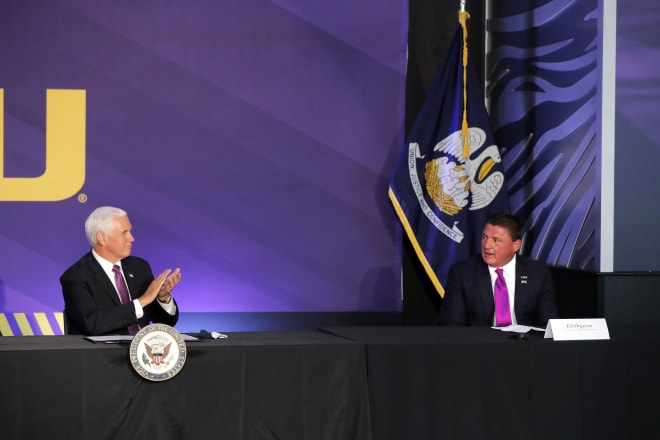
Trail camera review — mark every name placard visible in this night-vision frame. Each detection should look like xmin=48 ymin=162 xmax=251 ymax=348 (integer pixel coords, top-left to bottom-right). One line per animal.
xmin=544 ymin=318 xmax=610 ymax=341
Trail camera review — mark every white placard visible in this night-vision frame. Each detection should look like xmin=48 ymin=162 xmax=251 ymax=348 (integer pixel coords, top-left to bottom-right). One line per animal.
xmin=544 ymin=318 xmax=610 ymax=341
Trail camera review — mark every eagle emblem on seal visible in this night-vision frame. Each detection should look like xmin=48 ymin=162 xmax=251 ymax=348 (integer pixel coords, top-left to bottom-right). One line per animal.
xmin=142 ymin=341 xmax=172 ymax=366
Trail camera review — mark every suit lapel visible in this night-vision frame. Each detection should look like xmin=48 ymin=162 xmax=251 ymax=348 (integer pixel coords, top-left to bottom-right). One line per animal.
xmin=514 ymin=257 xmax=529 ymax=317
xmin=86 ymin=253 xmax=122 ymax=305
xmin=476 ymin=259 xmax=495 ymax=318
xmin=121 ymin=259 xmax=140 ymax=301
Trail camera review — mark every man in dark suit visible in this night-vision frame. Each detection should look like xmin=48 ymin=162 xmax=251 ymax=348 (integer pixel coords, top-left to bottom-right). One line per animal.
xmin=61 ymin=206 xmax=181 ymax=335
xmin=440 ymin=213 xmax=558 ymax=327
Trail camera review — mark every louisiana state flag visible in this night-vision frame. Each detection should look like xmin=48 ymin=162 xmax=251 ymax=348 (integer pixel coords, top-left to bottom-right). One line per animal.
xmin=389 ymin=12 xmax=509 ymax=297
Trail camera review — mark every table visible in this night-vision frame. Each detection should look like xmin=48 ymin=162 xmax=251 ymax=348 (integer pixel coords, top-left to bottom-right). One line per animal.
xmin=322 ymin=326 xmax=660 ymax=440
xmin=0 ymin=331 xmax=371 ymax=440
xmin=4 ymin=327 xmax=659 ymax=440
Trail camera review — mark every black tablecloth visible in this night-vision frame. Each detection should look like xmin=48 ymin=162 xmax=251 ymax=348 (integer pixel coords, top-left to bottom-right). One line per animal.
xmin=0 ymin=331 xmax=371 ymax=440
xmin=321 ymin=326 xmax=660 ymax=440
xmin=4 ymin=327 xmax=660 ymax=440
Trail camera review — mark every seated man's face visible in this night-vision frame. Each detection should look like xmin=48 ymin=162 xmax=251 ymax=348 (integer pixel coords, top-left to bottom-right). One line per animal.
xmin=98 ymin=215 xmax=135 ymax=262
xmin=481 ymin=223 xmax=521 ymax=268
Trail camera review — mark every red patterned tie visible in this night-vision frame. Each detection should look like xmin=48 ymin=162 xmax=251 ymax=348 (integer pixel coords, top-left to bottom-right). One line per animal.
xmin=113 ymin=265 xmax=139 ymax=335
xmin=495 ymin=268 xmax=512 ymax=326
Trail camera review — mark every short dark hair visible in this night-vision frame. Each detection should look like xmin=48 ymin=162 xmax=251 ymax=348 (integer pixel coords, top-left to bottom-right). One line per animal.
xmin=486 ymin=213 xmax=521 ymax=242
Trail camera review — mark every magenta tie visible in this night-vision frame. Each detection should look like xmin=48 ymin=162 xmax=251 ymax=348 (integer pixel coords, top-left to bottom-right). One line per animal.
xmin=494 ymin=268 xmax=512 ymax=327
xmin=113 ymin=265 xmax=139 ymax=335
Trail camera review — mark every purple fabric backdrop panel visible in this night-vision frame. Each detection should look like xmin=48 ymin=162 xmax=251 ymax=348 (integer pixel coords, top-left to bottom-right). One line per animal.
xmin=487 ymin=0 xmax=601 ymax=270
xmin=0 ymin=0 xmax=407 ymax=314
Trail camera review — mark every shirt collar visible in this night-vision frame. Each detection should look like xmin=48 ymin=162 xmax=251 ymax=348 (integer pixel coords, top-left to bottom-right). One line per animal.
xmin=91 ymin=248 xmax=121 ymax=274
xmin=490 ymin=254 xmax=517 ymax=274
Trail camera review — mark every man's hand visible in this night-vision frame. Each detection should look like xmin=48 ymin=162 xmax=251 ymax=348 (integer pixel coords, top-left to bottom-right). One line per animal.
xmin=138 ymin=269 xmax=172 ymax=308
xmin=157 ymin=267 xmax=181 ymax=303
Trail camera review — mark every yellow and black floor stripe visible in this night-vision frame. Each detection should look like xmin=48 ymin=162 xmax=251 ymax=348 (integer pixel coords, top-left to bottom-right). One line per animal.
xmin=0 ymin=312 xmax=64 ymax=336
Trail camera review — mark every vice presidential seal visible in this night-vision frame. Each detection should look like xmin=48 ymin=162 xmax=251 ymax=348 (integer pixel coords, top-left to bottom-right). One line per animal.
xmin=130 ymin=324 xmax=187 ymax=381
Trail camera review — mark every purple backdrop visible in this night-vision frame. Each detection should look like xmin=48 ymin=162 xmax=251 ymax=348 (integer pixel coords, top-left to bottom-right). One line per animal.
xmin=487 ymin=0 xmax=601 ymax=270
xmin=0 ymin=0 xmax=408 ymax=328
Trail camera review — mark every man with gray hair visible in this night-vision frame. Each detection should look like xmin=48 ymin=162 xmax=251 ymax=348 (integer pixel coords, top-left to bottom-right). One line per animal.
xmin=61 ymin=206 xmax=181 ymax=335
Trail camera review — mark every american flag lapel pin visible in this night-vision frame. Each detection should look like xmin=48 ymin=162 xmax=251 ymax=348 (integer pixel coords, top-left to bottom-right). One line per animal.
xmin=520 ymin=275 xmax=528 ymax=285
xmin=128 ymin=273 xmax=134 ymax=278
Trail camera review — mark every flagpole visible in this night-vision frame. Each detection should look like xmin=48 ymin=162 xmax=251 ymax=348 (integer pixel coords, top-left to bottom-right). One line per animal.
xmin=458 ymin=2 xmax=471 ymax=159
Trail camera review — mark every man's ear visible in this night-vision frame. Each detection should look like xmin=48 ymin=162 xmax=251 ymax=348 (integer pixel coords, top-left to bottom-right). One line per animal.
xmin=96 ymin=232 xmax=106 ymax=246
xmin=513 ymin=239 xmax=522 ymax=253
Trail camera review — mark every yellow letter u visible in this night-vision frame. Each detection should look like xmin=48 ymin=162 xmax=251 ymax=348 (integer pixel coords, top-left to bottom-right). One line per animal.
xmin=0 ymin=89 xmax=86 ymax=202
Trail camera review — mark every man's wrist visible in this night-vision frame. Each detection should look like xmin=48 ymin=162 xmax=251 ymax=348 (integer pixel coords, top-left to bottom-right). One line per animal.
xmin=158 ymin=294 xmax=172 ymax=304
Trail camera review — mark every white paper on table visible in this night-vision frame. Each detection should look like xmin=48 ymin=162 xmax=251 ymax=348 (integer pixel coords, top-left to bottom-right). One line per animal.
xmin=491 ymin=324 xmax=546 ymax=333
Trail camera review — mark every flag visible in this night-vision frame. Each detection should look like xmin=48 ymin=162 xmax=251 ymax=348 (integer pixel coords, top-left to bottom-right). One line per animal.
xmin=389 ymin=12 xmax=509 ymax=297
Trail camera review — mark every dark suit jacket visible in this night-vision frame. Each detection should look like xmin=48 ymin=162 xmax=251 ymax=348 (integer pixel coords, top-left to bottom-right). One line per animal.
xmin=440 ymin=255 xmax=558 ymax=327
xmin=61 ymin=252 xmax=179 ymax=335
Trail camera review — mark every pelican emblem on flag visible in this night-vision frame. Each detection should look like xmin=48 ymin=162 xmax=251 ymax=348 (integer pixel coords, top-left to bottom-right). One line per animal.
xmin=425 ymin=127 xmax=505 ymax=215
xmin=406 ymin=127 xmax=506 ymax=245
